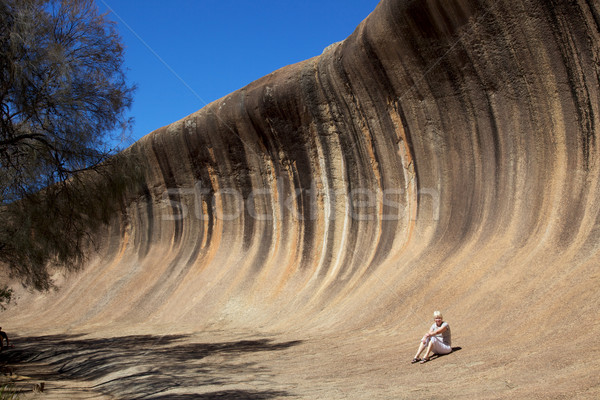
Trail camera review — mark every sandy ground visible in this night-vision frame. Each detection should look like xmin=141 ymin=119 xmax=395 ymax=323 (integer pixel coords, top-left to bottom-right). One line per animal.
xmin=2 ymin=324 xmax=599 ymax=399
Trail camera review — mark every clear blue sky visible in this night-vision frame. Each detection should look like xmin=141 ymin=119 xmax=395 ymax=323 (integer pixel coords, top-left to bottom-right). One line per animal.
xmin=98 ymin=1 xmax=381 ymax=146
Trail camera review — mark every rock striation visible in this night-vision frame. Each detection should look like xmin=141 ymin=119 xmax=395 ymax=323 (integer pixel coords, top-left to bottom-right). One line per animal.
xmin=4 ymin=0 xmax=600 ymax=396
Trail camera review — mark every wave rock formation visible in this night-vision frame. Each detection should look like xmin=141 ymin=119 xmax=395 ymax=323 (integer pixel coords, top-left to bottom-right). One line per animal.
xmin=5 ymin=0 xmax=600 ymax=397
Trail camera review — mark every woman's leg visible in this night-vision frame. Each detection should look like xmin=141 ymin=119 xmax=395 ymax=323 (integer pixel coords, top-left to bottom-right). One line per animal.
xmin=413 ymin=336 xmax=429 ymax=360
xmin=421 ymin=337 xmax=435 ymax=361
xmin=414 ymin=341 xmax=426 ymax=359
xmin=430 ymin=339 xmax=452 ymax=355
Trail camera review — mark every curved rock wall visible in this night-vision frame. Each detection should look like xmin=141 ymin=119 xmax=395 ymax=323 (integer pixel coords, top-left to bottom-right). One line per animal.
xmin=6 ymin=0 xmax=600 ymax=344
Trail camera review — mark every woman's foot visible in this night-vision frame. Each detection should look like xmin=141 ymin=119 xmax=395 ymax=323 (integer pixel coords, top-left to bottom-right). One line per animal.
xmin=411 ymin=357 xmax=420 ymax=364
xmin=420 ymin=357 xmax=429 ymax=364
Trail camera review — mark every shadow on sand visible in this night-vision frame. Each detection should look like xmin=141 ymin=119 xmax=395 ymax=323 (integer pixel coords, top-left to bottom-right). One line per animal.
xmin=0 ymin=333 xmax=302 ymax=399
xmin=425 ymin=346 xmax=463 ymax=363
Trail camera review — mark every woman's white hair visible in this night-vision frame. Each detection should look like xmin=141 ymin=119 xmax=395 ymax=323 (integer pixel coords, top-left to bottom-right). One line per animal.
xmin=433 ymin=310 xmax=443 ymax=319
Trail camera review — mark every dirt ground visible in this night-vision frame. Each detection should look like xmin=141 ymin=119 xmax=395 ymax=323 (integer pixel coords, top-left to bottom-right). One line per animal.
xmin=2 ymin=323 xmax=599 ymax=399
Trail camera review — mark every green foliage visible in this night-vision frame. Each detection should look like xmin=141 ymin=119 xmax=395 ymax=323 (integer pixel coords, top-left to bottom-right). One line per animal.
xmin=0 ymin=154 xmax=144 ymax=290
xmin=0 ymin=383 xmax=19 ymax=400
xmin=0 ymin=0 xmax=141 ymax=291
xmin=0 ymin=0 xmax=136 ymax=201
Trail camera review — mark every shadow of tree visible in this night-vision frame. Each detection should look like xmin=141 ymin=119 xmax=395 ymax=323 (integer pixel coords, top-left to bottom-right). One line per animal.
xmin=1 ymin=333 xmax=302 ymax=399
xmin=148 ymin=390 xmax=291 ymax=399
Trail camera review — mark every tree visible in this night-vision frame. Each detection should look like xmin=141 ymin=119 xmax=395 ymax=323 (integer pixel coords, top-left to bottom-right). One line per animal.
xmin=0 ymin=0 xmax=139 ymax=293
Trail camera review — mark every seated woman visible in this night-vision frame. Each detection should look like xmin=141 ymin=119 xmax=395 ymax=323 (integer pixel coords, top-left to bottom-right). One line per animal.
xmin=412 ymin=311 xmax=452 ymax=364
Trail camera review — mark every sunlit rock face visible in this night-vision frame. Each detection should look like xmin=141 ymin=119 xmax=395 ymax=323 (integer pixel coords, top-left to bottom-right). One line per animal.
xmin=6 ymin=0 xmax=600 ymax=339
